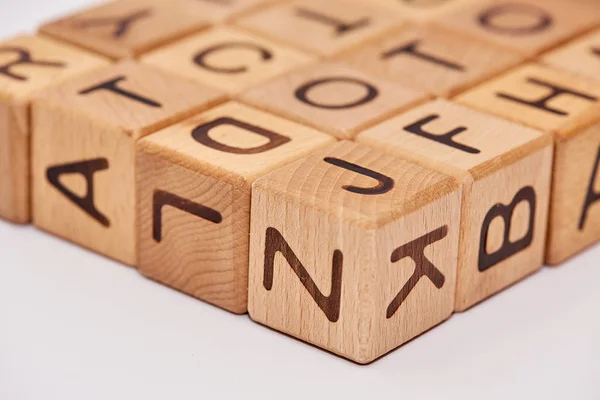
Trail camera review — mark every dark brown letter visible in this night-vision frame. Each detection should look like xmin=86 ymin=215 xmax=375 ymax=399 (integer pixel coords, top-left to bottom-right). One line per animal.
xmin=192 ymin=117 xmax=291 ymax=154
xmin=79 ymin=76 xmax=162 ymax=108
xmin=478 ymin=3 xmax=552 ymax=35
xmin=46 ymin=158 xmax=110 ymax=227
xmin=324 ymin=157 xmax=394 ymax=195
xmin=193 ymin=42 xmax=273 ymax=74
xmin=382 ymin=40 xmax=464 ymax=71
xmin=579 ymin=146 xmax=600 ymax=231
xmin=295 ymin=77 xmax=379 ymax=109
xmin=403 ymin=114 xmax=480 ymax=154
xmin=295 ymin=8 xmax=370 ymax=36
xmin=73 ymin=9 xmax=151 ymax=38
xmin=263 ymin=227 xmax=343 ymax=322
xmin=497 ymin=78 xmax=598 ymax=116
xmin=479 ymin=186 xmax=536 ymax=271
xmin=0 ymin=47 xmax=65 ymax=81
xmin=152 ymin=190 xmax=222 ymax=242
xmin=387 ymin=226 xmax=448 ymax=319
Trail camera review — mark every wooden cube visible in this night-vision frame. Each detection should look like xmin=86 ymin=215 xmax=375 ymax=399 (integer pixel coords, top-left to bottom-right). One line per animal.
xmin=0 ymin=35 xmax=109 ymax=224
xmin=456 ymin=63 xmax=600 ymax=265
xmin=358 ymin=99 xmax=553 ymax=311
xmin=39 ymin=0 xmax=228 ymax=60
xmin=136 ymin=101 xmax=334 ymax=313
xmin=241 ymin=62 xmax=427 ymax=139
xmin=542 ymin=28 xmax=600 ymax=83
xmin=248 ymin=141 xmax=462 ymax=363
xmin=235 ymin=0 xmax=403 ymax=57
xmin=338 ymin=25 xmax=523 ymax=98
xmin=141 ymin=26 xmax=315 ymax=95
xmin=31 ymin=61 xmax=225 ymax=265
xmin=436 ymin=0 xmax=600 ymax=56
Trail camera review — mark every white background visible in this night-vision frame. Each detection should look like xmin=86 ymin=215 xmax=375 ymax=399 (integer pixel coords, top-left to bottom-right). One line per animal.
xmin=1 ymin=1 xmax=599 ymax=399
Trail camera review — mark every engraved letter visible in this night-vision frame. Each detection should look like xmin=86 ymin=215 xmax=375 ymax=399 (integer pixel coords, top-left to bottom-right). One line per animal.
xmin=193 ymin=42 xmax=273 ymax=74
xmin=579 ymin=146 xmax=600 ymax=231
xmin=263 ymin=227 xmax=343 ymax=322
xmin=78 ymin=76 xmax=162 ymax=108
xmin=387 ymin=226 xmax=448 ymax=319
xmin=46 ymin=158 xmax=110 ymax=227
xmin=0 ymin=47 xmax=65 ymax=81
xmin=324 ymin=157 xmax=394 ymax=195
xmin=73 ymin=9 xmax=151 ymax=38
xmin=153 ymin=190 xmax=222 ymax=242
xmin=382 ymin=40 xmax=465 ymax=71
xmin=192 ymin=117 xmax=291 ymax=154
xmin=478 ymin=186 xmax=536 ymax=271
xmin=295 ymin=77 xmax=379 ymax=109
xmin=404 ymin=114 xmax=480 ymax=154
xmin=478 ymin=4 xmax=552 ymax=35
xmin=295 ymin=8 xmax=370 ymax=36
xmin=497 ymin=78 xmax=598 ymax=116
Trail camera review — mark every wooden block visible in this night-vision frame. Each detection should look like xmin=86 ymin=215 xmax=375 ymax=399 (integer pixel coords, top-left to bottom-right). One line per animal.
xmin=234 ymin=0 xmax=403 ymax=57
xmin=0 ymin=35 xmax=109 ymax=224
xmin=338 ymin=25 xmax=523 ymax=97
xmin=248 ymin=140 xmax=462 ymax=363
xmin=31 ymin=61 xmax=226 ymax=265
xmin=550 ymin=121 xmax=600 ymax=265
xmin=136 ymin=101 xmax=334 ymax=313
xmin=435 ymin=0 xmax=600 ymax=56
xmin=456 ymin=63 xmax=600 ymax=265
xmin=357 ymin=99 xmax=553 ymax=311
xmin=141 ymin=26 xmax=315 ymax=95
xmin=368 ymin=0 xmax=480 ymax=22
xmin=542 ymin=28 xmax=600 ymax=83
xmin=241 ymin=62 xmax=427 ymax=139
xmin=39 ymin=0 xmax=222 ymax=60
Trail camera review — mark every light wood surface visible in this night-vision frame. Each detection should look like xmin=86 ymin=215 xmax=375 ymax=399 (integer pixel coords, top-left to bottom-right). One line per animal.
xmin=435 ymin=0 xmax=600 ymax=56
xmin=136 ymin=101 xmax=334 ymax=313
xmin=241 ymin=61 xmax=427 ymax=139
xmin=368 ymin=0 xmax=479 ymax=22
xmin=39 ymin=0 xmax=219 ymax=60
xmin=248 ymin=140 xmax=461 ymax=363
xmin=0 ymin=34 xmax=109 ymax=224
xmin=141 ymin=26 xmax=314 ymax=95
xmin=234 ymin=0 xmax=403 ymax=57
xmin=150 ymin=0 xmax=274 ymax=22
xmin=31 ymin=61 xmax=225 ymax=265
xmin=542 ymin=28 xmax=600 ymax=83
xmin=358 ymin=100 xmax=553 ymax=311
xmin=338 ymin=24 xmax=523 ymax=98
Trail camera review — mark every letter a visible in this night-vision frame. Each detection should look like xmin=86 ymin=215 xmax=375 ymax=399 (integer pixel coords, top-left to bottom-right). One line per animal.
xmin=46 ymin=158 xmax=110 ymax=227
xmin=579 ymin=146 xmax=600 ymax=231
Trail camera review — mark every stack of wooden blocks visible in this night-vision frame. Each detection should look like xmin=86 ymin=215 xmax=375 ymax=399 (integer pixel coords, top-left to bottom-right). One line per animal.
xmin=1 ymin=0 xmax=600 ymax=364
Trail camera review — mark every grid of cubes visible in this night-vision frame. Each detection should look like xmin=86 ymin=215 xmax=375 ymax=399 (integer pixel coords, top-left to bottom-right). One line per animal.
xmin=0 ymin=0 xmax=599 ymax=364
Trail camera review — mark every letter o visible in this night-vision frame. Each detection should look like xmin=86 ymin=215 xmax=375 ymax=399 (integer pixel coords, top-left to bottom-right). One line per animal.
xmin=478 ymin=3 xmax=552 ymax=35
xmin=294 ymin=77 xmax=379 ymax=110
